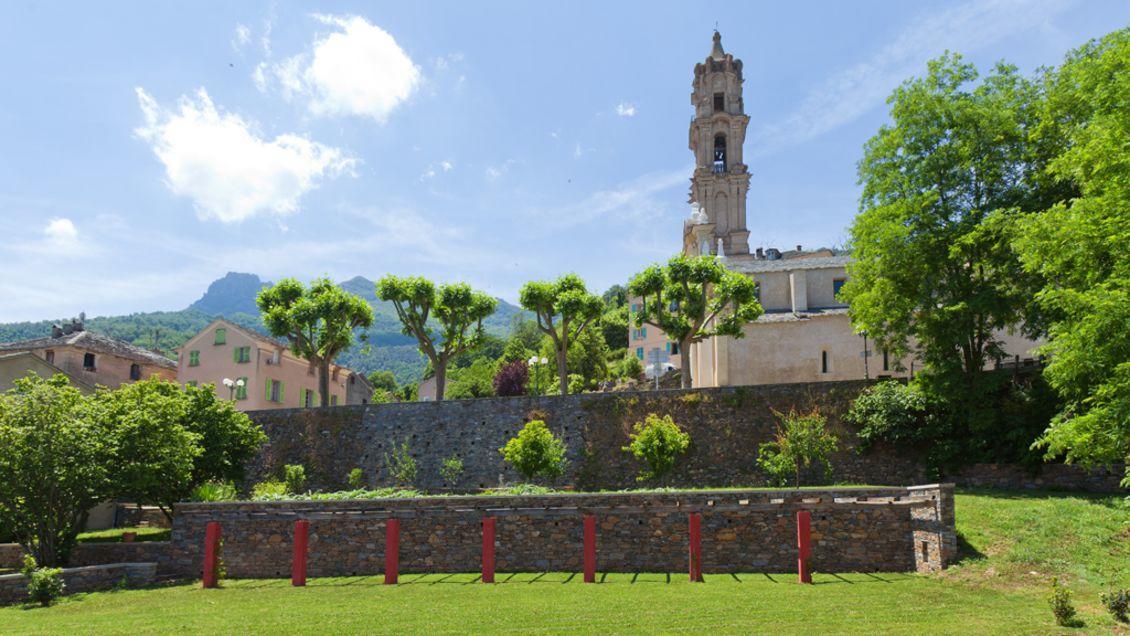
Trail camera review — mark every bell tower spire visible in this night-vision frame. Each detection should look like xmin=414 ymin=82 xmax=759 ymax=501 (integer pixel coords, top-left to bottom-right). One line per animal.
xmin=683 ymin=30 xmax=751 ymax=257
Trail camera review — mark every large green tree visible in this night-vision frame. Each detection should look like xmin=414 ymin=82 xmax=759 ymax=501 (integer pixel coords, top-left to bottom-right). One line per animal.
xmin=376 ymin=276 xmax=498 ymax=401
xmin=842 ymin=54 xmax=1050 ymax=398
xmin=628 ymin=254 xmax=762 ymax=388
xmin=257 ymin=277 xmax=374 ymax=407
xmin=519 ymin=274 xmax=603 ymax=395
xmin=1016 ymin=29 xmax=1130 ymax=485
xmin=0 ymin=375 xmax=112 ymax=567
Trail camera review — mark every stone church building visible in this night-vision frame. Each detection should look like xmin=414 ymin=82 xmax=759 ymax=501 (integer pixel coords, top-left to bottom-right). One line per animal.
xmin=630 ymin=32 xmax=1040 ymax=388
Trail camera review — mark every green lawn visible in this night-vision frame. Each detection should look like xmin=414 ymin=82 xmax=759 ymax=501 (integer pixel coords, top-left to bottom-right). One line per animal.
xmin=76 ymin=527 xmax=170 ymax=543
xmin=2 ymin=489 xmax=1125 ymax=635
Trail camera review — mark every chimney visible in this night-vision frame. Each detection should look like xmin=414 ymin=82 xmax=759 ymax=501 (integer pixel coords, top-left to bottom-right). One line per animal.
xmin=755 ymin=247 xmax=764 ymax=259
xmin=796 ymin=244 xmax=802 ymax=252
xmin=51 ymin=324 xmax=63 ymax=338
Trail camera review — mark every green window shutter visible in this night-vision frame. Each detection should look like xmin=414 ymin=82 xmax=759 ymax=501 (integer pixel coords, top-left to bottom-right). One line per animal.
xmin=265 ymin=379 xmax=271 ymax=401
xmin=280 ymin=382 xmax=285 ymax=403
xmin=232 ymin=347 xmax=238 ymax=363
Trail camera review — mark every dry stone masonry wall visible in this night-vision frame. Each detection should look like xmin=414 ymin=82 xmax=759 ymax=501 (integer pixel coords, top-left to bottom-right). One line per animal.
xmin=166 ymin=485 xmax=955 ymax=578
xmin=247 ymin=381 xmax=1122 ymax=492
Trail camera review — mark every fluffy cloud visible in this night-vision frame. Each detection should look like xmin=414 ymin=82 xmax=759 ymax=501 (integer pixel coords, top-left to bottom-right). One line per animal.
xmin=270 ymin=14 xmax=420 ymax=122
xmin=134 ymin=87 xmax=355 ymax=223
xmin=615 ymin=102 xmax=636 ymax=117
xmin=232 ymin=23 xmax=251 ymax=51
xmin=44 ymin=218 xmax=78 ymax=246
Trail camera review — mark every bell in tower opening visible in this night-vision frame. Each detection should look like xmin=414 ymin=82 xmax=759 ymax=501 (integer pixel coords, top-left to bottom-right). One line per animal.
xmin=683 ymin=30 xmax=752 ymax=258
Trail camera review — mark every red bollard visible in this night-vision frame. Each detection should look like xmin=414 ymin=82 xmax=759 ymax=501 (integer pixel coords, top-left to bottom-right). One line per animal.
xmin=796 ymin=510 xmax=812 ymax=584
xmin=202 ymin=521 xmax=220 ymax=588
xmin=481 ymin=517 xmax=496 ymax=583
xmin=688 ymin=512 xmax=703 ymax=582
xmin=292 ymin=519 xmax=309 ymax=587
xmin=583 ymin=515 xmax=596 ymax=583
xmin=385 ymin=518 xmax=400 ymax=585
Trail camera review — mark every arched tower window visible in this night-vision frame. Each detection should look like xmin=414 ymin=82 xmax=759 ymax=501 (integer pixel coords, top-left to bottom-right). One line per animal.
xmin=713 ymin=134 xmax=727 ymax=173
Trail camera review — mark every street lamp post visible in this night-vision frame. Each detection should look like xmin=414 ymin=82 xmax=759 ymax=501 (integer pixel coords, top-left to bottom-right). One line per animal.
xmin=222 ymin=377 xmax=245 ymax=401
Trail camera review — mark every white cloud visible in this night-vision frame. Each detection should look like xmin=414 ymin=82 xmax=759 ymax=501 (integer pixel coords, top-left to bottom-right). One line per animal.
xmin=266 ymin=14 xmax=421 ymax=122
xmin=752 ymin=0 xmax=1076 ymax=155
xmin=252 ymin=62 xmax=269 ymax=92
xmin=433 ymin=52 xmax=464 ymax=70
xmin=615 ymin=102 xmax=636 ymax=117
xmin=529 ymin=168 xmax=689 ymax=232
xmin=44 ymin=218 xmax=78 ymax=247
xmin=134 ymin=87 xmax=355 ymax=223
xmin=419 ymin=159 xmax=454 ymax=181
xmin=485 ymin=159 xmax=517 ymax=181
xmin=232 ymin=23 xmax=251 ymax=51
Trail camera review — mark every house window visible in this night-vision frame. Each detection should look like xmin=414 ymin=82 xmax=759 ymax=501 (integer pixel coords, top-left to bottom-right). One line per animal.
xmin=83 ymin=352 xmax=96 ymax=371
xmin=189 ymin=350 xmax=200 ymax=367
xmin=129 ymin=364 xmax=141 ymax=381
xmin=267 ymin=379 xmax=283 ymax=403
xmin=833 ymin=278 xmax=846 ymax=299
xmin=303 ymin=389 xmax=315 ymax=408
xmin=641 ymin=327 xmax=648 ymax=339
xmin=665 ymin=342 xmax=670 ymax=353
xmin=636 ymin=347 xmax=644 ymax=360
xmin=670 ymin=342 xmax=680 ymax=355
xmin=45 ymin=350 xmax=54 ymax=364
xmin=713 ymin=92 xmax=724 ymax=113
xmin=821 ymin=351 xmax=829 ymax=374
xmin=214 ymin=328 xmax=226 ymax=345
xmin=882 ymin=350 xmax=890 ymax=372
xmin=332 ymin=368 xmax=339 ymax=382
xmin=630 ymin=303 xmax=638 ymax=313
xmin=233 ymin=346 xmax=251 ymax=364
xmin=186 ymin=381 xmax=198 ymax=388
xmin=235 ymin=377 xmax=248 ymax=400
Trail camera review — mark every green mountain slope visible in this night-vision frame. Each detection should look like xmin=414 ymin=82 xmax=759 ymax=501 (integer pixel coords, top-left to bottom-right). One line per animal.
xmin=0 ymin=273 xmax=528 ymax=385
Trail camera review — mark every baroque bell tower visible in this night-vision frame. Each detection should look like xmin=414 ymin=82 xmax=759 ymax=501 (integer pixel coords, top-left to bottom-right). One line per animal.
xmin=683 ymin=31 xmax=751 ymax=257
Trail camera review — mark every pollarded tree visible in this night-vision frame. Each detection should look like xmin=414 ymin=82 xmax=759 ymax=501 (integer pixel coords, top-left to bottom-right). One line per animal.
xmin=519 ymin=274 xmax=604 ymax=395
xmin=628 ymin=254 xmax=762 ymax=388
xmin=0 ymin=374 xmax=112 ymax=567
xmin=376 ymin=276 xmax=498 ymax=401
xmin=257 ymin=277 xmax=374 ymax=407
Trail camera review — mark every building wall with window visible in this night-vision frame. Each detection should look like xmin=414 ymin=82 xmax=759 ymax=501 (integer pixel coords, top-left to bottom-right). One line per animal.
xmin=626 ymin=298 xmax=683 ymax=371
xmin=0 ymin=324 xmax=176 ymax=389
xmin=176 ymin=318 xmax=368 ymax=411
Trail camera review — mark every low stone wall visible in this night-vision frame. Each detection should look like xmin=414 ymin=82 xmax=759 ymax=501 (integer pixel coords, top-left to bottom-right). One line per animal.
xmin=165 ymin=485 xmax=955 ymax=579
xmin=0 ymin=562 xmax=157 ymax=605
xmin=0 ymin=542 xmax=171 ymax=572
xmin=950 ymin=463 xmax=1124 ymax=493
xmin=246 ymin=382 xmax=1124 ymax=493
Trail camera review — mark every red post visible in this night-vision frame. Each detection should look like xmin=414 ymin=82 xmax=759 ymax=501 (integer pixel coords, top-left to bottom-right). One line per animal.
xmin=384 ymin=518 xmax=400 ymax=585
xmin=481 ymin=517 xmax=496 ymax=583
xmin=583 ymin=515 xmax=596 ymax=583
xmin=202 ymin=521 xmax=220 ymax=589
xmin=292 ymin=519 xmax=309 ymax=587
xmin=688 ymin=512 xmax=703 ymax=582
xmin=796 ymin=510 xmax=812 ymax=584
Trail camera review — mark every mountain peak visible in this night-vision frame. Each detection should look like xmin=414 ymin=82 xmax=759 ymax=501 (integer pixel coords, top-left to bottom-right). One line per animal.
xmin=188 ymin=272 xmax=267 ymax=317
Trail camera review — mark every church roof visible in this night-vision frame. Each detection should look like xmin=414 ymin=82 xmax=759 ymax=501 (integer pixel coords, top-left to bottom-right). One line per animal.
xmin=727 ymin=255 xmax=852 ymax=274
xmin=756 ymin=307 xmax=850 ymax=323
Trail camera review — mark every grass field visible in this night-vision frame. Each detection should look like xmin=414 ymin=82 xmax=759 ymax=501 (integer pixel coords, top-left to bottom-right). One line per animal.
xmin=2 ymin=489 xmax=1126 ymax=634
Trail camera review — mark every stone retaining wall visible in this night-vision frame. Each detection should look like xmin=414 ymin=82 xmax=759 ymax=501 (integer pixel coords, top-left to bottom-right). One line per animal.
xmin=0 ymin=542 xmax=170 ymax=572
xmin=0 ymin=562 xmax=157 ymax=606
xmin=166 ymin=484 xmax=955 ymax=579
xmin=247 ymin=382 xmax=1123 ymax=493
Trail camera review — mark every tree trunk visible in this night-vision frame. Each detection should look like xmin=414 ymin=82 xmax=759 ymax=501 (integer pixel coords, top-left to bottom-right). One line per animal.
xmin=556 ymin=349 xmax=569 ymax=395
xmin=434 ymin=361 xmax=447 ymax=401
xmin=679 ymin=340 xmax=693 ymax=389
xmin=318 ymin=358 xmax=331 ymax=407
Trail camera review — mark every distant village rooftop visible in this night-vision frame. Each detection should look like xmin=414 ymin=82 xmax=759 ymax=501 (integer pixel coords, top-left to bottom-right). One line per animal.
xmin=0 ymin=315 xmax=176 ymax=370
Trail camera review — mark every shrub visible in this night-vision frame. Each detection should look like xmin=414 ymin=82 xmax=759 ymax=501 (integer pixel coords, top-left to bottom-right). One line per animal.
xmin=20 ymin=554 xmax=37 ymax=577
xmin=499 ymin=420 xmax=568 ymax=482
xmin=384 ymin=440 xmax=417 ymax=487
xmin=440 ymin=455 xmax=464 ymax=485
xmin=283 ymin=464 xmax=307 ymax=495
xmin=251 ymin=480 xmax=287 ymax=500
xmin=620 ymin=353 xmax=643 ymax=379
xmin=190 ymin=481 xmax=237 ymax=502
xmin=845 ymin=380 xmax=931 ymax=450
xmin=493 ymin=360 xmax=529 ymax=397
xmin=567 ymin=373 xmax=586 ymax=395
xmin=347 ymin=468 xmax=365 ymax=489
xmin=27 ymin=567 xmax=65 ymax=607
xmin=1102 ymin=588 xmax=1129 ymax=623
xmin=623 ymin=414 xmax=691 ymax=483
xmin=1049 ymin=578 xmax=1079 ymax=627
xmin=756 ymin=409 xmax=838 ymax=487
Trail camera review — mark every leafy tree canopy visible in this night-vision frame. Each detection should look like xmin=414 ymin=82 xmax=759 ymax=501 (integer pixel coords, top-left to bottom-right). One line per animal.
xmin=519 ymin=274 xmax=603 ymax=395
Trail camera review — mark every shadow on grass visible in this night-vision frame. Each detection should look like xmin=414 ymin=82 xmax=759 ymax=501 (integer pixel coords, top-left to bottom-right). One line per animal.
xmin=954 ymin=531 xmax=987 ymax=565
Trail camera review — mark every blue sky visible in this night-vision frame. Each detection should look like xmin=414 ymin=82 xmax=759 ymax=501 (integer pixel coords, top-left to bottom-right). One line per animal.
xmin=0 ymin=0 xmax=1124 ymax=322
